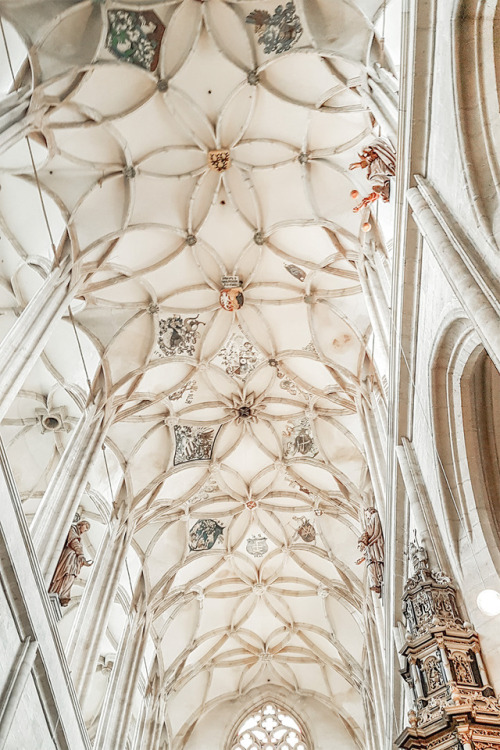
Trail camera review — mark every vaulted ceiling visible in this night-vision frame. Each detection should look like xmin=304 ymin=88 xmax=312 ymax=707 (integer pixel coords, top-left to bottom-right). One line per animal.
xmin=0 ymin=0 xmax=396 ymax=746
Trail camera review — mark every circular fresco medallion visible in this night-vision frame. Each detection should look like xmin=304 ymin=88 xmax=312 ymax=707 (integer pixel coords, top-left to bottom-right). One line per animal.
xmin=219 ymin=287 xmax=244 ymax=311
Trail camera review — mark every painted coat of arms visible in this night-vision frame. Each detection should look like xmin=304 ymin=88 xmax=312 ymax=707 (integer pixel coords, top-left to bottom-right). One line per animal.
xmin=246 ymin=534 xmax=269 ymax=558
xmin=106 ymin=10 xmax=165 ymax=71
xmin=212 ymin=330 xmax=263 ymax=380
xmin=189 ymin=519 xmax=224 ymax=551
xmin=157 ymin=315 xmax=205 ymax=357
xmin=285 ymin=264 xmax=306 ymax=282
xmin=173 ymin=425 xmax=219 ymax=465
xmin=293 ymin=516 xmax=316 ymax=543
xmin=246 ymin=2 xmax=303 ymax=55
xmin=168 ymin=379 xmax=198 ymax=406
xmin=283 ymin=417 xmax=318 ymax=459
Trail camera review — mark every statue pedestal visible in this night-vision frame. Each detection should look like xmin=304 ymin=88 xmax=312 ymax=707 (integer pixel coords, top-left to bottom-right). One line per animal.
xmin=48 ymin=593 xmax=63 ymax=622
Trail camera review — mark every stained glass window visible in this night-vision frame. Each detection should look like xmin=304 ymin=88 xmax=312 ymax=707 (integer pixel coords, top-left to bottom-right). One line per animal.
xmin=230 ymin=702 xmax=310 ymax=750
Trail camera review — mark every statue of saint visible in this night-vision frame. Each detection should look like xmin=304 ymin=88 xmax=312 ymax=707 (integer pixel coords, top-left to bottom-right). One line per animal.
xmin=349 ymin=138 xmax=396 ymax=211
xmin=356 ymin=507 xmax=384 ymax=595
xmin=48 ymin=520 xmax=93 ymax=606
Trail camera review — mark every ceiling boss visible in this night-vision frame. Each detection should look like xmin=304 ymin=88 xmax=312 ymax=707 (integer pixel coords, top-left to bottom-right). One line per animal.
xmin=219 ymin=275 xmax=244 ymax=312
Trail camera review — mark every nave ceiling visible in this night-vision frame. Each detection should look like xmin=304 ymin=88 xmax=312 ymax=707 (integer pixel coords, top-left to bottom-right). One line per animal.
xmin=0 ymin=0 xmax=397 ymax=745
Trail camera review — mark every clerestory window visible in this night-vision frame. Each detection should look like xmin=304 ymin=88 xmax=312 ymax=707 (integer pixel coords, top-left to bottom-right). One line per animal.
xmin=230 ymin=702 xmax=310 ymax=750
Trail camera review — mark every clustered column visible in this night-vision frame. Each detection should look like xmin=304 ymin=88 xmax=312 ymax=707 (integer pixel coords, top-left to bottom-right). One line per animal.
xmin=0 ymin=262 xmax=76 ymax=423
xmin=135 ymin=687 xmax=166 ymax=750
xmin=65 ymin=501 xmax=135 ymax=708
xmin=30 ymin=401 xmax=110 ymax=583
xmin=94 ymin=594 xmax=151 ymax=750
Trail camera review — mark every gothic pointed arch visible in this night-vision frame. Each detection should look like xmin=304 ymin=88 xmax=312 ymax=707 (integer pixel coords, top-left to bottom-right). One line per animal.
xmin=431 ymin=314 xmax=500 ymax=580
xmin=452 ymin=0 xmax=500 ymax=250
xmin=227 ymin=700 xmax=312 ymax=750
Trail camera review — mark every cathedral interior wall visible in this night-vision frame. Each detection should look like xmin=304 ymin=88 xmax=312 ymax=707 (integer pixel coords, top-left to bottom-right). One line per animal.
xmin=400 ymin=232 xmax=500 ymax=691
xmin=179 ymin=692 xmax=358 ymax=750
xmin=0 ymin=0 xmax=499 ymax=748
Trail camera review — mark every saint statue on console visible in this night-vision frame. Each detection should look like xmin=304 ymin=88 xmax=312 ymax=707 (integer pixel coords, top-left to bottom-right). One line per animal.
xmin=48 ymin=520 xmax=93 ymax=606
xmin=356 ymin=506 xmax=385 ymax=595
xmin=349 ymin=138 xmax=396 ymax=211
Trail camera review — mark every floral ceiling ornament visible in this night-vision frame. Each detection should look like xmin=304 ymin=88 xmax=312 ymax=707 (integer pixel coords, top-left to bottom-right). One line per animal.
xmin=189 ymin=519 xmax=224 ymax=551
xmin=208 ymin=150 xmax=231 ymax=172
xmin=228 ymin=392 xmax=262 ymax=424
xmin=173 ymin=425 xmax=220 ymax=465
xmin=106 ymin=10 xmax=165 ymax=71
xmin=246 ymin=3 xmax=303 ymax=55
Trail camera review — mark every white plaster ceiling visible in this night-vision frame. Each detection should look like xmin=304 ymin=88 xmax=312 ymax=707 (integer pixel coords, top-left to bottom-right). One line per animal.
xmin=0 ymin=0 xmax=395 ymax=746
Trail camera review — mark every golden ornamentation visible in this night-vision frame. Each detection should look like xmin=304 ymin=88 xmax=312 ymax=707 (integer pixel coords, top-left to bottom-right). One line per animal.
xmin=208 ymin=149 xmax=231 ymax=172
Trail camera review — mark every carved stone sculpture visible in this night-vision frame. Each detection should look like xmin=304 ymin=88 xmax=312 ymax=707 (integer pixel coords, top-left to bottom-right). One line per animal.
xmin=349 ymin=137 xmax=396 ymax=212
xmin=356 ymin=506 xmax=384 ymax=595
xmin=397 ymin=538 xmax=500 ymax=750
xmin=48 ymin=520 xmax=93 ymax=606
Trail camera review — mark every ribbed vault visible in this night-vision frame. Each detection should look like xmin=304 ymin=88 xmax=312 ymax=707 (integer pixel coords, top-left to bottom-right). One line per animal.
xmin=0 ymin=0 xmax=397 ymax=747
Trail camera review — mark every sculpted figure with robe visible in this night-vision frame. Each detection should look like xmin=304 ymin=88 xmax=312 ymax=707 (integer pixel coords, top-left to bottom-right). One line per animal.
xmin=48 ymin=520 xmax=93 ymax=606
xmin=356 ymin=507 xmax=384 ymax=596
xmin=349 ymin=138 xmax=396 ymax=212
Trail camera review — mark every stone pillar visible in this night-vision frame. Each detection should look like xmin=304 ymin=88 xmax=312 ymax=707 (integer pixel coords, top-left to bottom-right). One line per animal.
xmin=436 ymin=637 xmax=453 ymax=683
xmin=395 ymin=438 xmax=446 ymax=571
xmin=359 ymin=256 xmax=390 ymax=361
xmin=0 ymin=87 xmax=32 ymax=155
xmin=409 ymin=658 xmax=424 ymax=701
xmin=30 ymin=402 xmax=109 ymax=582
xmin=456 ymin=728 xmax=474 ymax=750
xmin=358 ymin=397 xmax=386 ymax=510
xmin=364 ymin=67 xmax=398 ymax=138
xmin=94 ymin=599 xmax=150 ymax=750
xmin=0 ymin=263 xmax=74 ymax=422
xmin=0 ymin=637 xmax=38 ymax=749
xmin=407 ymin=184 xmax=500 ymax=373
xmin=364 ymin=616 xmax=386 ymax=746
xmin=472 ymin=642 xmax=490 ymax=688
xmin=136 ymin=694 xmax=164 ymax=750
xmin=66 ymin=509 xmax=135 ymax=707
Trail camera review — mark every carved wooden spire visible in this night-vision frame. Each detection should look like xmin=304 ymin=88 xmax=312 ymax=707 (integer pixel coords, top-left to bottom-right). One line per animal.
xmin=397 ymin=539 xmax=500 ymax=750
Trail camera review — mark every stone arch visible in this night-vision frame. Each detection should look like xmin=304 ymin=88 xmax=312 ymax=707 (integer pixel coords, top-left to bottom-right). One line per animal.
xmin=452 ymin=0 xmax=500 ymax=249
xmin=431 ymin=314 xmax=500 ymax=579
xmin=461 ymin=344 xmax=500 ymax=575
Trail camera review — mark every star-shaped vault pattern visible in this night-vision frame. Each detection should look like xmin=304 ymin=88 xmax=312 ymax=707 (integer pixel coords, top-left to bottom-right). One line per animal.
xmin=0 ymin=0 xmax=397 ymax=746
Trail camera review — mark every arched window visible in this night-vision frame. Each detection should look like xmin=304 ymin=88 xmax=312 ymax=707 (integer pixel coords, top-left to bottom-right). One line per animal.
xmin=463 ymin=349 xmax=500 ymax=563
xmin=432 ymin=318 xmax=500 ymax=577
xmin=229 ymin=702 xmax=310 ymax=750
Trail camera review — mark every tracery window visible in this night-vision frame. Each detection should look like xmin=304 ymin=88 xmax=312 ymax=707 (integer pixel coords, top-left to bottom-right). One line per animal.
xmin=230 ymin=702 xmax=310 ymax=750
